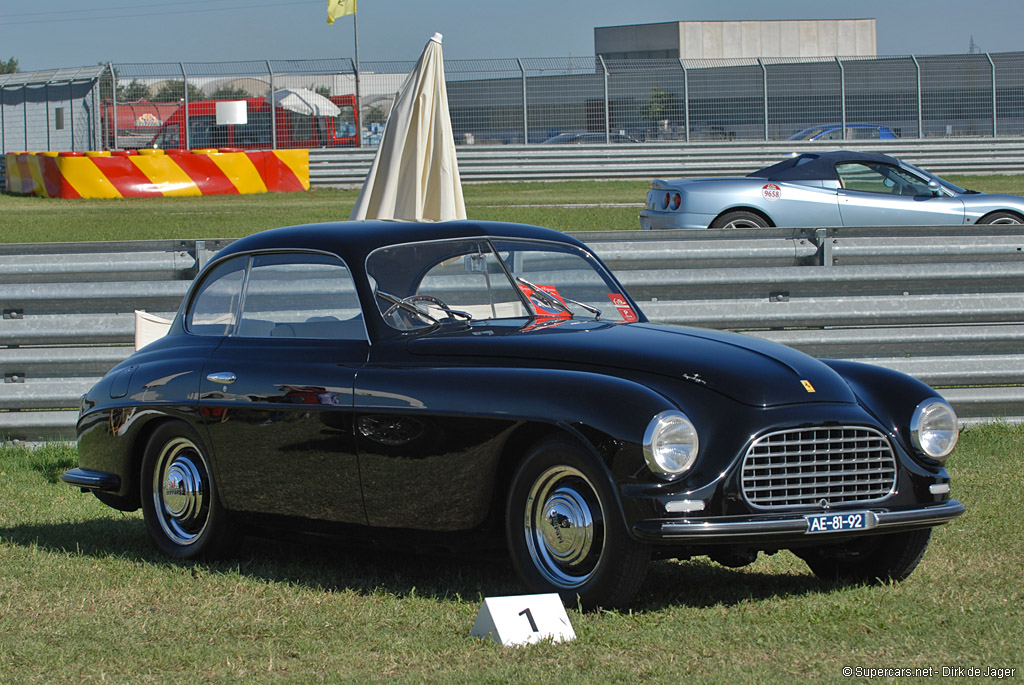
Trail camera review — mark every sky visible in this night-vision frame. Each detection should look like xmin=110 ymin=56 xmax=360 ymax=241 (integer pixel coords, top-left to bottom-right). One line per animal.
xmin=1 ymin=0 xmax=1021 ymax=72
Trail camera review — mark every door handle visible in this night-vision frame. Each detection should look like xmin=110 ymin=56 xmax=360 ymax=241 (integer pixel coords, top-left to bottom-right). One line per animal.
xmin=206 ymin=372 xmax=236 ymax=385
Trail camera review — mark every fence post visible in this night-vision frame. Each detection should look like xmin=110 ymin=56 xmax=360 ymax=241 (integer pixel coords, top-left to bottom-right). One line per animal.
xmin=91 ymin=71 xmax=101 ymax=151
xmin=758 ymin=58 xmax=767 ymax=141
xmin=1 ymin=85 xmax=5 ymax=155
xmin=517 ymin=58 xmax=528 ymax=145
xmin=267 ymin=60 xmax=277 ymax=150
xmin=599 ymin=55 xmax=609 ymax=143
xmin=987 ymin=53 xmax=997 ymax=137
xmin=679 ymin=59 xmax=690 ymax=143
xmin=912 ymin=55 xmax=922 ymax=137
xmin=109 ymin=63 xmax=118 ymax=150
xmin=815 ymin=228 xmax=834 ymax=267
xmin=45 ymin=81 xmax=51 ymax=152
xmin=69 ymin=80 xmax=75 ymax=151
xmin=836 ymin=57 xmax=847 ymax=140
xmin=179 ymin=62 xmax=189 ymax=150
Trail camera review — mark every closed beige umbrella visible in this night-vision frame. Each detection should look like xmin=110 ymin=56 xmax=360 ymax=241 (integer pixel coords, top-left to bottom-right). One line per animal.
xmin=350 ymin=33 xmax=466 ymax=222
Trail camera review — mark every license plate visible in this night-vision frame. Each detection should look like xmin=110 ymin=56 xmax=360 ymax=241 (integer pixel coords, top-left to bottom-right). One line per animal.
xmin=805 ymin=511 xmax=876 ymax=534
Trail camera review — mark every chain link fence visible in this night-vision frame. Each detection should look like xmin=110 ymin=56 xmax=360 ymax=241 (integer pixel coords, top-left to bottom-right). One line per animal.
xmin=2 ymin=52 xmax=1023 ymax=154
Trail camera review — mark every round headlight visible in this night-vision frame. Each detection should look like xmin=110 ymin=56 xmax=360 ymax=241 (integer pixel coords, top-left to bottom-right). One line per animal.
xmin=643 ymin=410 xmax=699 ymax=478
xmin=911 ymin=399 xmax=959 ymax=461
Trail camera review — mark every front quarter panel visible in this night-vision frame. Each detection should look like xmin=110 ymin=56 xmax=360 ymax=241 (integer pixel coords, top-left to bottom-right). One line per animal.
xmin=353 ymin=364 xmax=680 ymax=531
xmin=821 ymin=358 xmax=953 ymax=465
xmin=961 ymin=193 xmax=1024 ymax=222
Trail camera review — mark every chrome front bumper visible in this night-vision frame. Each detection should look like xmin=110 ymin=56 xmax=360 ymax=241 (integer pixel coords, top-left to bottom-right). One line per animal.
xmin=633 ymin=500 xmax=965 ymax=543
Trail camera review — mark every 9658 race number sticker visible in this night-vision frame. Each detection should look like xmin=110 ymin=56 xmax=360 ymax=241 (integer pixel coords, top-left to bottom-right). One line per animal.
xmin=762 ymin=183 xmax=781 ymax=201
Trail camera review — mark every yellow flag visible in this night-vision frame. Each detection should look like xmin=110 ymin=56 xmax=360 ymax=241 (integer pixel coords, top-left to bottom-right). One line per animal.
xmin=327 ymin=0 xmax=356 ymax=24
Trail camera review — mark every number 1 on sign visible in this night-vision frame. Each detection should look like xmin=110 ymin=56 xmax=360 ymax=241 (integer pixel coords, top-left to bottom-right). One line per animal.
xmin=519 ymin=607 xmax=539 ymax=632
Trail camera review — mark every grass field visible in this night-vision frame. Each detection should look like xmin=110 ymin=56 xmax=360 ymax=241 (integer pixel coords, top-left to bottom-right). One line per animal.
xmin=2 ymin=176 xmax=1023 ymax=681
xmin=0 ymin=181 xmax=648 ymax=243
xmin=1 ymin=424 xmax=1021 ymax=683
xmin=2 ymin=174 xmax=1022 ymax=243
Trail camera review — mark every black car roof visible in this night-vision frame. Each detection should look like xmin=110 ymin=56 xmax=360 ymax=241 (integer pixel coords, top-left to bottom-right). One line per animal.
xmin=749 ymin=151 xmax=901 ymax=182
xmin=216 ymin=220 xmax=587 ymax=264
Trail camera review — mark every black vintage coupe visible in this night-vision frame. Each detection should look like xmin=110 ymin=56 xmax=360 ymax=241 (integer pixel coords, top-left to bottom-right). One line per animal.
xmin=63 ymin=221 xmax=964 ymax=608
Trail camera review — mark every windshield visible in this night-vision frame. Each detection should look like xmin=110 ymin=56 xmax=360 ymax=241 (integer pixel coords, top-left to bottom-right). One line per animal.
xmin=899 ymin=160 xmax=969 ymax=194
xmin=365 ymin=237 xmax=639 ymax=331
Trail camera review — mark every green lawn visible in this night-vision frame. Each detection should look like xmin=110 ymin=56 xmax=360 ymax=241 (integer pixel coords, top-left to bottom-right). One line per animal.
xmin=0 ymin=181 xmax=649 ymax=243
xmin=1 ymin=424 xmax=1020 ymax=682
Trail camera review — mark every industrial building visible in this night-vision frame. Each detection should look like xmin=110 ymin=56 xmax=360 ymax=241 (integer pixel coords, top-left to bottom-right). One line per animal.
xmin=595 ymin=19 xmax=877 ymax=60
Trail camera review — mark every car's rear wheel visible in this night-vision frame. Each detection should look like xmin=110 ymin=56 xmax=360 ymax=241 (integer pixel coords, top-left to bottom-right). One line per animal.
xmin=141 ymin=421 xmax=234 ymax=559
xmin=505 ymin=437 xmax=650 ymax=609
xmin=795 ymin=529 xmax=932 ymax=584
xmin=977 ymin=211 xmax=1024 ymax=225
xmin=709 ymin=210 xmax=770 ymax=229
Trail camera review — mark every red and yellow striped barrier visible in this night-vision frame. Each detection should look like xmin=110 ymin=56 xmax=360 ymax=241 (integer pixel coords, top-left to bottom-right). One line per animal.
xmin=4 ymin=148 xmax=309 ymax=199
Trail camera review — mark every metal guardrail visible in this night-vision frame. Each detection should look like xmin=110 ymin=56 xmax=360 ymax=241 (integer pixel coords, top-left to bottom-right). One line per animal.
xmin=307 ymin=138 xmax=1024 ymax=186
xmin=1 ymin=226 xmax=1022 ymax=443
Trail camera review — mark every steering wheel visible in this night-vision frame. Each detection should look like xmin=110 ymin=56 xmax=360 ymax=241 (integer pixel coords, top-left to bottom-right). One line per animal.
xmin=383 ymin=294 xmax=454 ymax=328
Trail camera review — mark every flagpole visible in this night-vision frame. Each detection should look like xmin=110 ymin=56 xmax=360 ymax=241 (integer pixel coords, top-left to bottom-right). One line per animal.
xmin=353 ymin=9 xmax=361 ymax=148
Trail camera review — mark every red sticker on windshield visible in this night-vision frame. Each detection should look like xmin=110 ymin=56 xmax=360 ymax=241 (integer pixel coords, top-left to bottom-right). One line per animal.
xmin=608 ymin=293 xmax=638 ymax=322
xmin=518 ymin=284 xmax=571 ymax=319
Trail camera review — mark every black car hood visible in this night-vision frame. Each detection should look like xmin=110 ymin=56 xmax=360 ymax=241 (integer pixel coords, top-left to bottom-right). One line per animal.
xmin=406 ymin=320 xmax=856 ymax=408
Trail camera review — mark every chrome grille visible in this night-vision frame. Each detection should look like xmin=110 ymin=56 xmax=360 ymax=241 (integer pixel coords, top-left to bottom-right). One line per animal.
xmin=741 ymin=426 xmax=897 ymax=509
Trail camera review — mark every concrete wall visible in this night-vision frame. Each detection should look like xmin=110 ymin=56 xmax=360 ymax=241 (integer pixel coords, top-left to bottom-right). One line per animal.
xmin=595 ymin=19 xmax=877 ymax=60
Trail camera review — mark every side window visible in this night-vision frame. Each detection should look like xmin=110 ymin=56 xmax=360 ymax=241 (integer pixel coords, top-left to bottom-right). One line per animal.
xmin=836 ymin=163 xmax=888 ymax=193
xmin=852 ymin=127 xmax=881 ymax=139
xmin=237 ymin=253 xmax=365 ymax=340
xmin=836 ymin=162 xmax=930 ymax=196
xmin=187 ymin=256 xmax=248 ymax=336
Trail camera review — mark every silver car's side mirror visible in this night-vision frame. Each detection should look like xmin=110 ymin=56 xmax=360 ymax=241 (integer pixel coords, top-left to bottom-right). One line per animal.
xmin=928 ymin=179 xmax=942 ymax=196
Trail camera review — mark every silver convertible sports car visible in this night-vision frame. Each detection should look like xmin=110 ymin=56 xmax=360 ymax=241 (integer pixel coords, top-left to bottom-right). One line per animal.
xmin=640 ymin=151 xmax=1024 ymax=229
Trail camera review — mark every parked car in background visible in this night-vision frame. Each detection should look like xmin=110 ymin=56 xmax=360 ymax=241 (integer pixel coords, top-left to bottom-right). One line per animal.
xmin=63 ymin=220 xmax=963 ymax=608
xmin=540 ymin=131 xmax=639 ymax=144
xmin=641 ymin=150 xmax=1024 ymax=229
xmin=788 ymin=123 xmax=899 ymax=141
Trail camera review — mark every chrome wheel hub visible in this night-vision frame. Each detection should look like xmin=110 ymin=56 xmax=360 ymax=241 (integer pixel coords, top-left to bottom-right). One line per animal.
xmin=524 ymin=466 xmax=604 ymax=588
xmin=153 ymin=437 xmax=210 ymax=546
xmin=540 ymin=487 xmax=595 ymax=565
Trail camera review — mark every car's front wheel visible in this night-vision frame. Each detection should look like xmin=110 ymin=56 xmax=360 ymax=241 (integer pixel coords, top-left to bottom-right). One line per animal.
xmin=709 ymin=210 xmax=770 ymax=228
xmin=505 ymin=437 xmax=650 ymax=609
xmin=795 ymin=529 xmax=932 ymax=584
xmin=141 ymin=421 xmax=234 ymax=559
